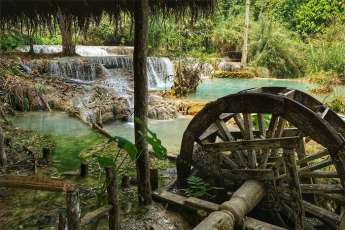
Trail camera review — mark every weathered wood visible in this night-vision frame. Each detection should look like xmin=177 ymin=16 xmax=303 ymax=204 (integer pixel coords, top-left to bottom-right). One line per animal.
xmin=297 ymin=149 xmax=328 ymax=165
xmin=58 ymin=211 xmax=66 ymax=230
xmin=282 ymin=148 xmax=304 ymax=229
xmin=243 ymin=113 xmax=256 ymax=168
xmin=0 ymin=175 xmax=75 ymax=192
xmin=0 ymin=127 xmax=7 ymax=168
xmin=221 ymin=180 xmax=265 ymax=224
xmin=81 ymin=205 xmax=112 ymax=226
xmin=300 ymin=184 xmax=344 ymax=194
xmin=66 ymin=190 xmax=81 ymax=230
xmin=257 ymin=113 xmax=266 ymax=138
xmin=203 ymin=137 xmax=299 ymax=152
xmin=267 ymin=114 xmax=279 ymax=138
xmin=244 ymin=217 xmax=287 ymax=230
xmin=105 ymin=167 xmax=120 ymax=230
xmin=317 ymin=193 xmax=345 ymax=206
xmin=234 ymin=114 xmax=246 ymax=136
xmin=303 ymin=200 xmax=340 ymax=229
xmin=194 ymin=210 xmax=235 ymax=230
xmin=299 ymin=171 xmax=340 ymax=178
xmin=298 ymin=158 xmax=333 ymax=172
xmin=215 ymin=119 xmax=234 ymax=141
xmin=150 ymin=168 xmax=159 ymax=191
xmin=221 ymin=154 xmax=239 ymax=169
xmin=185 ymin=197 xmax=220 ymax=212
xmin=134 ymin=0 xmax=152 ymax=205
xmin=80 ymin=163 xmax=88 ymax=178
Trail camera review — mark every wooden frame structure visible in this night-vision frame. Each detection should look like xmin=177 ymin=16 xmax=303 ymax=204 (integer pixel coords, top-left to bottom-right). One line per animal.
xmin=172 ymin=87 xmax=345 ymax=229
xmin=0 ymin=167 xmax=119 ymax=230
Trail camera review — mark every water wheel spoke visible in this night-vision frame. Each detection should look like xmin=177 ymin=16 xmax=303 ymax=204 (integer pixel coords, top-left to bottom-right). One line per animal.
xmin=280 ymin=89 xmax=295 ymax=99
xmin=299 ymin=171 xmax=340 ymax=178
xmin=221 ymin=154 xmax=239 ymax=169
xmin=297 ymin=149 xmax=328 ymax=166
xmin=199 ymin=123 xmax=219 ymax=142
xmin=257 ymin=113 xmax=266 ymax=138
xmin=299 ymin=158 xmax=333 ymax=172
xmin=233 ymin=114 xmax=246 ymax=137
xmin=303 ymin=200 xmax=340 ymax=229
xmin=300 ymin=184 xmax=344 ymax=194
xmin=215 ymin=119 xmax=234 ymax=141
xmin=243 ymin=113 xmax=256 ymax=168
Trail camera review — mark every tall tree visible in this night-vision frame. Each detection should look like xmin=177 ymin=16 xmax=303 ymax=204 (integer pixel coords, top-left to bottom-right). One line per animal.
xmin=241 ymin=0 xmax=250 ymax=67
xmin=133 ymin=0 xmax=152 ymax=205
xmin=58 ymin=11 xmax=76 ymax=56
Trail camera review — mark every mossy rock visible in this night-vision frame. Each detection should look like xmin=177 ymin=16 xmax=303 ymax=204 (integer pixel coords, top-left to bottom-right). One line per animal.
xmin=212 ymin=70 xmax=256 ymax=79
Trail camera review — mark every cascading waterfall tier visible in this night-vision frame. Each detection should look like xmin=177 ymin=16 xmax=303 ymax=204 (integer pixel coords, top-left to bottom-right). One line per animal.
xmin=26 ymin=55 xmax=175 ymax=89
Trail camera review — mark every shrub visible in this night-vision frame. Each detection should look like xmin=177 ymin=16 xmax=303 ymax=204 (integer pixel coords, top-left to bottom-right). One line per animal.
xmin=249 ymin=19 xmax=306 ymax=78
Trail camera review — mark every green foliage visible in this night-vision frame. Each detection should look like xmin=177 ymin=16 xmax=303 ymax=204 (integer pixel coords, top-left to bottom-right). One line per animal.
xmin=295 ymin=0 xmax=345 ymax=36
xmin=112 ymin=136 xmax=139 ymax=161
xmin=185 ymin=176 xmax=212 ymax=198
xmin=134 ymin=117 xmax=167 ymax=160
xmin=327 ymin=96 xmax=345 ymax=114
xmin=0 ymin=32 xmax=27 ymax=51
xmin=249 ymin=19 xmax=305 ymax=78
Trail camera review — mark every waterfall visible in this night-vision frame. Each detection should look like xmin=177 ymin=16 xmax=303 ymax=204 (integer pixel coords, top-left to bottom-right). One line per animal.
xmin=89 ymin=56 xmax=174 ymax=88
xmin=46 ymin=59 xmax=101 ymax=81
xmin=18 ymin=45 xmax=109 ymax=56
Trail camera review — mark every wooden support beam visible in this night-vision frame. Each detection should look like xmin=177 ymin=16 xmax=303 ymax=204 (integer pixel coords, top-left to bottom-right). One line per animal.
xmin=0 ymin=127 xmax=7 ymax=168
xmin=300 ymin=184 xmax=344 ymax=194
xmin=303 ymin=200 xmax=340 ymax=229
xmin=244 ymin=217 xmax=287 ymax=230
xmin=203 ymin=137 xmax=299 ymax=152
xmin=243 ymin=113 xmax=256 ymax=168
xmin=66 ymin=190 xmax=81 ymax=230
xmin=299 ymin=158 xmax=333 ymax=172
xmin=0 ymin=175 xmax=75 ymax=192
xmin=299 ymin=171 xmax=340 ymax=178
xmin=282 ymin=148 xmax=304 ymax=229
xmin=105 ymin=167 xmax=120 ymax=230
xmin=297 ymin=149 xmax=328 ymax=166
xmin=257 ymin=113 xmax=266 ymax=138
xmin=222 ymin=169 xmax=274 ymax=181
xmin=185 ymin=197 xmax=220 ymax=212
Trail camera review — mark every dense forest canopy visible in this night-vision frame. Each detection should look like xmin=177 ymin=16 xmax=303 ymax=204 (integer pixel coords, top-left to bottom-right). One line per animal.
xmin=1 ymin=0 xmax=344 ymax=79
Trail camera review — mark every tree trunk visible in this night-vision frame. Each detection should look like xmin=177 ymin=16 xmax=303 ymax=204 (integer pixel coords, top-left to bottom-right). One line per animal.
xmin=58 ymin=12 xmax=76 ymax=56
xmin=241 ymin=0 xmax=250 ymax=68
xmin=133 ymin=0 xmax=152 ymax=205
xmin=106 ymin=167 xmax=120 ymax=230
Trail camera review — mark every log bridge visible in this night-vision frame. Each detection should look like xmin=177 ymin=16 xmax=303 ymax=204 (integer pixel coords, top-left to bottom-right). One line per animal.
xmin=155 ymin=87 xmax=345 ymax=230
xmin=0 ymin=167 xmax=119 ymax=230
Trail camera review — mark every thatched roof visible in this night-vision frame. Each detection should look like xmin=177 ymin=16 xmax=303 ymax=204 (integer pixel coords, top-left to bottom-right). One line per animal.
xmin=0 ymin=0 xmax=217 ymax=29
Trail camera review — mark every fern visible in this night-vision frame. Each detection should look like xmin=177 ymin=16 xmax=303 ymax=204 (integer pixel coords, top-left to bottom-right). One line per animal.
xmin=185 ymin=176 xmax=212 ymax=198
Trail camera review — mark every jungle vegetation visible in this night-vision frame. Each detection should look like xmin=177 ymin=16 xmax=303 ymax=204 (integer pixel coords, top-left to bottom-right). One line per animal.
xmin=1 ymin=0 xmax=344 ymax=80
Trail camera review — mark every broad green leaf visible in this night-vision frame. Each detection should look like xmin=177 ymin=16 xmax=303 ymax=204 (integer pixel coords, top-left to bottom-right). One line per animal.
xmin=97 ymin=156 xmax=116 ymax=168
xmin=112 ymin=136 xmax=139 ymax=161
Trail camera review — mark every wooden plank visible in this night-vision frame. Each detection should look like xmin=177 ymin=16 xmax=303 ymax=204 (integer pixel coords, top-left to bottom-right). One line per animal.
xmin=257 ymin=113 xmax=266 ymax=138
xmin=0 ymin=175 xmax=75 ymax=192
xmin=185 ymin=197 xmax=220 ymax=212
xmin=299 ymin=171 xmax=340 ymax=178
xmin=244 ymin=217 xmax=287 ymax=230
xmin=203 ymin=137 xmax=299 ymax=152
xmin=297 ymin=149 xmax=328 ymax=165
xmin=215 ymin=119 xmax=234 ymax=141
xmin=81 ymin=205 xmax=112 ymax=226
xmin=300 ymin=184 xmax=344 ymax=194
xmin=303 ymin=200 xmax=340 ymax=229
xmin=299 ymin=158 xmax=333 ymax=172
xmin=243 ymin=113 xmax=257 ymax=168
xmin=282 ymin=148 xmax=304 ymax=230
xmin=153 ymin=190 xmax=186 ymax=206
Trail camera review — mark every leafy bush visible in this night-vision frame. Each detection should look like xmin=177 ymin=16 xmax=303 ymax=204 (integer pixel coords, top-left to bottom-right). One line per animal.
xmin=249 ymin=19 xmax=306 ymax=78
xmin=0 ymin=32 xmax=27 ymax=51
xmin=295 ymin=0 xmax=345 ymax=36
xmin=306 ymin=22 xmax=345 ymax=80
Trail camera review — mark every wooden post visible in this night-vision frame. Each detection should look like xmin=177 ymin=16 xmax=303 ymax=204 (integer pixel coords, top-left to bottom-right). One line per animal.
xmin=65 ymin=190 xmax=81 ymax=230
xmin=42 ymin=147 xmax=50 ymax=165
xmin=283 ymin=148 xmax=304 ymax=229
xmin=0 ymin=127 xmax=7 ymax=168
xmin=134 ymin=0 xmax=152 ymax=205
xmin=150 ymin=169 xmax=159 ymax=191
xmin=58 ymin=210 xmax=66 ymax=230
xmin=106 ymin=167 xmax=120 ymax=230
xmin=121 ymin=175 xmax=130 ymax=188
xmin=80 ymin=163 xmax=88 ymax=178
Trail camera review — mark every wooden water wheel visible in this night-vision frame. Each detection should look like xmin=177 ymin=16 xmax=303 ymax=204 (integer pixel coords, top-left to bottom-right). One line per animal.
xmin=176 ymin=87 xmax=345 ymax=229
